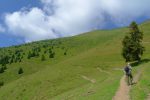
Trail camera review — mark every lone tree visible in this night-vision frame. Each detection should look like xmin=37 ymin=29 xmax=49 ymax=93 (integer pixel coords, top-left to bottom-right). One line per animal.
xmin=18 ymin=67 xmax=23 ymax=74
xmin=122 ymin=21 xmax=145 ymax=62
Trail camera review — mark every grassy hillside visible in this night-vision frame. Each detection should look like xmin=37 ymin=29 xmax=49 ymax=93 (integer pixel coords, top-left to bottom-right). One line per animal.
xmin=0 ymin=21 xmax=149 ymax=100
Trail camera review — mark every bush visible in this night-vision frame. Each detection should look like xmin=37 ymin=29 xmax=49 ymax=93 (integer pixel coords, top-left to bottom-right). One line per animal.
xmin=64 ymin=52 xmax=67 ymax=55
xmin=64 ymin=50 xmax=67 ymax=55
xmin=18 ymin=67 xmax=23 ymax=74
xmin=0 ymin=66 xmax=7 ymax=73
xmin=3 ymin=66 xmax=7 ymax=70
xmin=49 ymin=52 xmax=55 ymax=58
xmin=41 ymin=54 xmax=46 ymax=61
xmin=0 ymin=81 xmax=4 ymax=87
xmin=0 ymin=67 xmax=4 ymax=73
xmin=27 ymin=51 xmax=31 ymax=59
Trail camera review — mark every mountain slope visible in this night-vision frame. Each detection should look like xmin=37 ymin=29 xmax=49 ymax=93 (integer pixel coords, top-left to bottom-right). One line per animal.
xmin=0 ymin=21 xmax=150 ymax=100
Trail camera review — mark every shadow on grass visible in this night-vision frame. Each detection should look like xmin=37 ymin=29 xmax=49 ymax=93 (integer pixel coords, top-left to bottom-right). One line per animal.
xmin=131 ymin=82 xmax=137 ymax=85
xmin=131 ymin=58 xmax=150 ymax=67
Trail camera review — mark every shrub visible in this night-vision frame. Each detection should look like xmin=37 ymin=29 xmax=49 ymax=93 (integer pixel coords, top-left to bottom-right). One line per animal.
xmin=0 ymin=81 xmax=4 ymax=87
xmin=3 ymin=66 xmax=7 ymax=70
xmin=18 ymin=67 xmax=23 ymax=74
xmin=49 ymin=52 xmax=55 ymax=58
xmin=64 ymin=52 xmax=67 ymax=55
xmin=41 ymin=54 xmax=46 ymax=61
xmin=0 ymin=67 xmax=4 ymax=73
xmin=0 ymin=66 xmax=7 ymax=73
xmin=27 ymin=51 xmax=31 ymax=59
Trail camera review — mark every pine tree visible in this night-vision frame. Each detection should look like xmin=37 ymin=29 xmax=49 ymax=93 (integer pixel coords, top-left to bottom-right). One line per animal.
xmin=122 ymin=21 xmax=145 ymax=62
xmin=27 ymin=51 xmax=31 ymax=59
xmin=18 ymin=67 xmax=23 ymax=74
xmin=41 ymin=54 xmax=46 ymax=61
xmin=0 ymin=67 xmax=4 ymax=73
xmin=49 ymin=52 xmax=55 ymax=58
xmin=0 ymin=81 xmax=4 ymax=87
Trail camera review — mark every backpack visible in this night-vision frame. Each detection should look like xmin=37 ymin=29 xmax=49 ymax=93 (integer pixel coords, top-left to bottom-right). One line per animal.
xmin=124 ymin=66 xmax=130 ymax=74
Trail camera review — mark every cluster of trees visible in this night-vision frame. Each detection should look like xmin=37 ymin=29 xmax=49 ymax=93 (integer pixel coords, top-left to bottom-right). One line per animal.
xmin=0 ymin=55 xmax=9 ymax=66
xmin=122 ymin=21 xmax=145 ymax=62
xmin=0 ymin=38 xmax=68 ymax=88
xmin=0 ymin=49 xmax=24 ymax=66
xmin=41 ymin=48 xmax=56 ymax=61
xmin=27 ymin=47 xmax=41 ymax=59
xmin=30 ymin=42 xmax=68 ymax=61
xmin=0 ymin=39 xmax=68 ymax=66
xmin=28 ymin=40 xmax=69 ymax=61
xmin=0 ymin=49 xmax=25 ymax=75
xmin=10 ymin=50 xmax=24 ymax=64
xmin=48 ymin=48 xmax=55 ymax=58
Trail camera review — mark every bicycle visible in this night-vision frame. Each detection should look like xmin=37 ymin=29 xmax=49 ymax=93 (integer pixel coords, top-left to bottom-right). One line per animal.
xmin=126 ymin=74 xmax=133 ymax=85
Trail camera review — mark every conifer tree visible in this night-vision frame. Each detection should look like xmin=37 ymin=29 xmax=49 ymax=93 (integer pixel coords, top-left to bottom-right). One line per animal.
xmin=41 ymin=54 xmax=46 ymax=61
xmin=18 ymin=67 xmax=23 ymax=74
xmin=122 ymin=21 xmax=145 ymax=62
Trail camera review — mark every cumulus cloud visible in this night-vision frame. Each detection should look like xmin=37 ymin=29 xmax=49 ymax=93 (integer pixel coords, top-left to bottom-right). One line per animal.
xmin=5 ymin=8 xmax=54 ymax=42
xmin=4 ymin=0 xmax=150 ymax=42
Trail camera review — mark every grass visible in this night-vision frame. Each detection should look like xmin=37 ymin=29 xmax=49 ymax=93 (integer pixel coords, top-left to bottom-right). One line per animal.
xmin=0 ymin=21 xmax=149 ymax=100
xmin=129 ymin=21 xmax=150 ymax=100
xmin=130 ymin=62 xmax=150 ymax=100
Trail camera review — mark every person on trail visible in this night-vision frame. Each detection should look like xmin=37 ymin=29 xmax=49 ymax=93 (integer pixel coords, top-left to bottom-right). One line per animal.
xmin=124 ymin=63 xmax=133 ymax=85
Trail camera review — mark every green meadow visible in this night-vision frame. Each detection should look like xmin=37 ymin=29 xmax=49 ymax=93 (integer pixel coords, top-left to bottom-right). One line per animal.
xmin=0 ymin=21 xmax=150 ymax=100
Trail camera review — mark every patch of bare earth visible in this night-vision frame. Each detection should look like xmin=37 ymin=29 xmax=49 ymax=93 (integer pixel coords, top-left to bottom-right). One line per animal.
xmin=81 ymin=75 xmax=96 ymax=83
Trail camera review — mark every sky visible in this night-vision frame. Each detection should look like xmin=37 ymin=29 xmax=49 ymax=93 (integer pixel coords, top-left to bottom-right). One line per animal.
xmin=0 ymin=0 xmax=150 ymax=47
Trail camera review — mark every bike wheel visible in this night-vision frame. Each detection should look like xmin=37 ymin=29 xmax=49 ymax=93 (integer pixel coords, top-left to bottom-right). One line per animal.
xmin=126 ymin=76 xmax=130 ymax=85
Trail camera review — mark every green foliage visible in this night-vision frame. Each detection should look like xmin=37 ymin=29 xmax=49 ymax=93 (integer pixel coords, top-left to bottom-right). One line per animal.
xmin=122 ymin=21 xmax=145 ymax=62
xmin=9 ymin=55 xmax=15 ymax=64
xmin=0 ymin=66 xmax=7 ymax=73
xmin=49 ymin=52 xmax=55 ymax=58
xmin=64 ymin=51 xmax=67 ymax=55
xmin=0 ymin=67 xmax=4 ymax=73
xmin=0 ymin=81 xmax=4 ymax=87
xmin=3 ymin=65 xmax=7 ymax=70
xmin=18 ymin=67 xmax=23 ymax=74
xmin=41 ymin=54 xmax=46 ymax=61
xmin=27 ymin=51 xmax=32 ymax=59
xmin=0 ymin=55 xmax=10 ymax=66
xmin=27 ymin=48 xmax=40 ymax=59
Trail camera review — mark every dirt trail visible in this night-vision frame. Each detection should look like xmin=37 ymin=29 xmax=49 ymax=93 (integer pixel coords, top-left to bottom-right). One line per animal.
xmin=112 ymin=75 xmax=130 ymax=100
xmin=113 ymin=70 xmax=141 ymax=100
xmin=147 ymin=94 xmax=150 ymax=100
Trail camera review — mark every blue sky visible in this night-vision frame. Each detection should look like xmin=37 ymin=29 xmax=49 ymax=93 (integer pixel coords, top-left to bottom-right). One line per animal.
xmin=0 ymin=0 xmax=40 ymax=13
xmin=0 ymin=0 xmax=41 ymax=47
xmin=0 ymin=0 xmax=150 ymax=47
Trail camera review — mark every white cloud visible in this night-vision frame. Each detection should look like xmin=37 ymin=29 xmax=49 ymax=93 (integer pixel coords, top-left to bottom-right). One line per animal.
xmin=5 ymin=8 xmax=56 ymax=42
xmin=4 ymin=0 xmax=150 ymax=42
xmin=0 ymin=24 xmax=5 ymax=33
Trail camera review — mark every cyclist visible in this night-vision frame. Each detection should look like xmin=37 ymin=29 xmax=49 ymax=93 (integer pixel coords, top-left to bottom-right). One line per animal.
xmin=124 ymin=63 xmax=133 ymax=85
